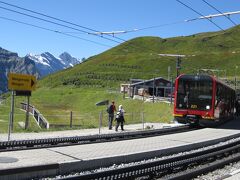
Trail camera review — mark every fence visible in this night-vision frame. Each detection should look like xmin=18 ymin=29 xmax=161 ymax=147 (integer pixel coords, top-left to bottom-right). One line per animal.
xmin=20 ymin=102 xmax=49 ymax=129
xmin=0 ymin=106 xmax=173 ymax=133
xmin=37 ymin=110 xmax=173 ymax=130
xmin=18 ymin=101 xmax=173 ymax=131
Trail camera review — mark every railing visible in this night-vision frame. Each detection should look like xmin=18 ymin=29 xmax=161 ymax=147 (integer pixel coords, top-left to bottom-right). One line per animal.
xmin=20 ymin=102 xmax=49 ymax=129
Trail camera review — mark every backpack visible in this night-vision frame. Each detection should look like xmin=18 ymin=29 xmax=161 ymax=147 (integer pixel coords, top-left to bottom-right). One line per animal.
xmin=107 ymin=105 xmax=114 ymax=114
xmin=115 ymin=110 xmax=123 ymax=122
xmin=115 ymin=111 xmax=120 ymax=119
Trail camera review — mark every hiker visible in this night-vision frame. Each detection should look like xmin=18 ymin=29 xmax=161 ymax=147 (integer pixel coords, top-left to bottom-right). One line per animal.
xmin=115 ymin=104 xmax=125 ymax=131
xmin=107 ymin=101 xmax=116 ymax=130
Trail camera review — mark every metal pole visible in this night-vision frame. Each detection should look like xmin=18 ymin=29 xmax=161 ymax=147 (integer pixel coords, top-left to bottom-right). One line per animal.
xmin=25 ymin=96 xmax=30 ymax=129
xmin=99 ymin=111 xmax=102 ymax=134
xmin=11 ymin=91 xmax=14 ymax=131
xmin=171 ymin=76 xmax=173 ymax=104
xmin=168 ymin=66 xmax=171 ymax=80
xmin=235 ymin=66 xmax=238 ymax=90
xmin=153 ymin=77 xmax=155 ymax=103
xmin=143 ymin=80 xmax=145 ymax=101
xmin=235 ymin=76 xmax=237 ymax=90
xmin=8 ymin=90 xmax=14 ymax=141
xmin=70 ymin=111 xmax=73 ymax=128
xmin=142 ymin=112 xmax=144 ymax=130
xmin=176 ymin=57 xmax=180 ymax=77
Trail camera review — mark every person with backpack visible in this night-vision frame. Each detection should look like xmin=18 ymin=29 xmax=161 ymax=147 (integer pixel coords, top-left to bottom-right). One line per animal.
xmin=115 ymin=104 xmax=125 ymax=131
xmin=107 ymin=101 xmax=116 ymax=130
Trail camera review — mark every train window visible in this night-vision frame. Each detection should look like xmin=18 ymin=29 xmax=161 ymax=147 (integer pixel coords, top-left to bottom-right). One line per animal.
xmin=177 ymin=79 xmax=213 ymax=110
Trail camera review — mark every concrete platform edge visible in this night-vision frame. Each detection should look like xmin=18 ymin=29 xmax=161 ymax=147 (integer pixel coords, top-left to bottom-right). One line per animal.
xmin=1 ymin=132 xmax=240 ymax=180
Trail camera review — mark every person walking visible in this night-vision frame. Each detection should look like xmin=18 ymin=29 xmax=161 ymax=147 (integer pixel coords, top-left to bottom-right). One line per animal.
xmin=107 ymin=101 xmax=116 ymax=130
xmin=115 ymin=104 xmax=125 ymax=131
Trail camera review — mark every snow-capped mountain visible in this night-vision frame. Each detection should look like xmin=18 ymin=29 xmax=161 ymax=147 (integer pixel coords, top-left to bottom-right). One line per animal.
xmin=59 ymin=52 xmax=80 ymax=67
xmin=26 ymin=52 xmax=80 ymax=77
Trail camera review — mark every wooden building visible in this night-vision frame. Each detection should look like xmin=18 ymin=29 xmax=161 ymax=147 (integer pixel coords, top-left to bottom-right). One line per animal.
xmin=129 ymin=77 xmax=174 ymax=98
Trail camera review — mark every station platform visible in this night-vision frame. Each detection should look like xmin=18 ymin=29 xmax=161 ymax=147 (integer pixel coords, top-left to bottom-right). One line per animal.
xmin=0 ymin=122 xmax=179 ymax=141
xmin=0 ymin=120 xmax=240 ymax=180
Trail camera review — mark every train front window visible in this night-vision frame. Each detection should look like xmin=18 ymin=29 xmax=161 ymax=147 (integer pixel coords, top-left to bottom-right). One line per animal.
xmin=177 ymin=79 xmax=213 ymax=110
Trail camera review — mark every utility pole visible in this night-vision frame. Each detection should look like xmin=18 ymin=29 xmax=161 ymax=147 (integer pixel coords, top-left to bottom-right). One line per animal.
xmin=153 ymin=77 xmax=155 ymax=103
xmin=171 ymin=76 xmax=174 ymax=104
xmin=168 ymin=66 xmax=171 ymax=80
xmin=235 ymin=66 xmax=238 ymax=90
xmin=158 ymin=54 xmax=186 ymax=77
xmin=176 ymin=57 xmax=181 ymax=77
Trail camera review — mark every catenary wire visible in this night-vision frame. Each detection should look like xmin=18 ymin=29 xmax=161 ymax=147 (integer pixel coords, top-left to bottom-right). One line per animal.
xmin=0 ymin=5 xmax=122 ymax=44
xmin=0 ymin=4 xmax=154 ymax=53
xmin=0 ymin=3 xmax=214 ymax=57
xmin=134 ymin=21 xmax=185 ymax=31
xmin=0 ymin=16 xmax=112 ymax=47
xmin=176 ymin=0 xmax=224 ymax=31
xmin=0 ymin=0 xmax=127 ymax=43
xmin=0 ymin=0 xmax=198 ymax=46
xmin=0 ymin=0 xmax=100 ymax=33
xmin=1 ymin=0 xmax=236 ymax=59
xmin=201 ymin=0 xmax=237 ymax=26
xmin=0 ymin=0 xmax=231 ymax=50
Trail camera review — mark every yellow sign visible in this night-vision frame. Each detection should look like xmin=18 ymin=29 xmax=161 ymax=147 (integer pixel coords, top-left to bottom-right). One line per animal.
xmin=8 ymin=73 xmax=36 ymax=91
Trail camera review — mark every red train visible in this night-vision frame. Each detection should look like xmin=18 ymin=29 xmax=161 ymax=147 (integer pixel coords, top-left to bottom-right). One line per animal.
xmin=173 ymin=74 xmax=236 ymax=127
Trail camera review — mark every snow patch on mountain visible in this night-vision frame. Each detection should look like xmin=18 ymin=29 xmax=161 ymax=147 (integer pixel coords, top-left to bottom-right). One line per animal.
xmin=26 ymin=52 xmax=80 ymax=77
xmin=28 ymin=53 xmax=50 ymax=66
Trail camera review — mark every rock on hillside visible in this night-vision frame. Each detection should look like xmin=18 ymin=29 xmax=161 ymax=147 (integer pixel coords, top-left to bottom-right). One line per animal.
xmin=0 ymin=47 xmax=40 ymax=93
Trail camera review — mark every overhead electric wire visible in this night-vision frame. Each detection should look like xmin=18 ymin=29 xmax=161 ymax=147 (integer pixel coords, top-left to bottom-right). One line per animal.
xmin=135 ymin=21 xmax=185 ymax=31
xmin=185 ymin=11 xmax=240 ymax=22
xmin=0 ymin=4 xmax=152 ymax=54
xmin=176 ymin=0 xmax=224 ymax=31
xmin=0 ymin=16 xmax=112 ymax=47
xmin=0 ymin=1 xmax=100 ymax=33
xmin=201 ymin=0 xmax=237 ymax=26
xmin=86 ymin=21 xmax=185 ymax=35
xmin=0 ymin=0 xmax=127 ymax=43
xmin=0 ymin=3 xmax=151 ymax=53
xmin=0 ymin=5 xmax=122 ymax=44
xmin=1 ymin=0 xmax=236 ymax=60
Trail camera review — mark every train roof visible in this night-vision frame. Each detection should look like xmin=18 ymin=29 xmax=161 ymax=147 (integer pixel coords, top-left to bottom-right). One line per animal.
xmin=177 ymin=74 xmax=212 ymax=81
xmin=177 ymin=74 xmax=235 ymax=91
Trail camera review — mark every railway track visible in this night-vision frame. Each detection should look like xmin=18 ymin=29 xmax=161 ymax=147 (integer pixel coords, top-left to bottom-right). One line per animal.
xmin=60 ymin=133 xmax=240 ymax=180
xmin=0 ymin=125 xmax=192 ymax=152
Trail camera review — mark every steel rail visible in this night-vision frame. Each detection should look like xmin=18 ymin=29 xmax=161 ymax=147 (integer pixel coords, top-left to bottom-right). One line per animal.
xmin=61 ymin=134 xmax=240 ymax=179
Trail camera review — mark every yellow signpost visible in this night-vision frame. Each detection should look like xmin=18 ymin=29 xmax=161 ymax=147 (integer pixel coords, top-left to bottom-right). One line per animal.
xmin=8 ymin=73 xmax=36 ymax=91
xmin=7 ymin=73 xmax=37 ymax=140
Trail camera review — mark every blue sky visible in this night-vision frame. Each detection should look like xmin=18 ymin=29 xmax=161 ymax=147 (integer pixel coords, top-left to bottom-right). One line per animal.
xmin=0 ymin=0 xmax=239 ymax=59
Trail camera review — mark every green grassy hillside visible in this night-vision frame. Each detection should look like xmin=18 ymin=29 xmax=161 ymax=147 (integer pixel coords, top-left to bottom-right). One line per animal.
xmin=39 ymin=25 xmax=240 ymax=88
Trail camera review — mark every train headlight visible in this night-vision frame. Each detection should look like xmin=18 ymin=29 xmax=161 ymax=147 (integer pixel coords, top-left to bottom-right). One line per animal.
xmin=206 ymin=105 xmax=210 ymax=110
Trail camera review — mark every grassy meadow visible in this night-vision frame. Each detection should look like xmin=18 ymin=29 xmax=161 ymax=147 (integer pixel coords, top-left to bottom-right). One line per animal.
xmin=0 ymin=87 xmax=173 ymax=133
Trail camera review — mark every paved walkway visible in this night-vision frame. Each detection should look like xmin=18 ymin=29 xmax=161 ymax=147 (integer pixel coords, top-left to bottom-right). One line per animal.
xmin=0 ymin=122 xmax=181 ymax=141
xmin=1 ymin=119 xmax=240 ymax=180
xmin=0 ymin=122 xmax=240 ymax=180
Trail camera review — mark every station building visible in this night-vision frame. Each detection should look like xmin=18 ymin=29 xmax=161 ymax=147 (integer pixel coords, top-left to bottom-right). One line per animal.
xmin=121 ymin=77 xmax=174 ymax=98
